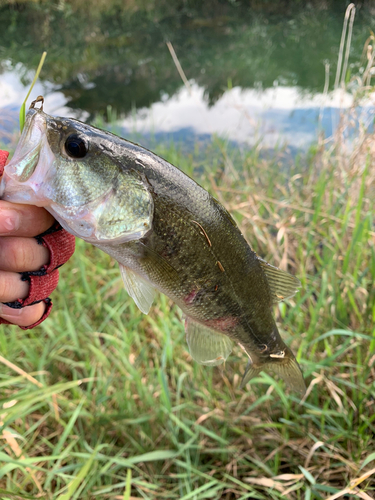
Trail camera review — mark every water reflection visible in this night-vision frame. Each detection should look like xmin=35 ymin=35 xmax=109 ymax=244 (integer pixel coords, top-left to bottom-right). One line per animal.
xmin=0 ymin=2 xmax=374 ymax=149
xmin=119 ymin=83 xmax=360 ymax=148
xmin=1 ymin=73 xmax=373 ymax=151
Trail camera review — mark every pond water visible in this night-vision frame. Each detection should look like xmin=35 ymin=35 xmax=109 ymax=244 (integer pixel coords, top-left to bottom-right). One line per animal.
xmin=0 ymin=2 xmax=373 ymax=151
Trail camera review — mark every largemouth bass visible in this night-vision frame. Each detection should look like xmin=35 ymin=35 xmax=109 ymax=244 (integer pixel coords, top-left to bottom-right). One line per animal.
xmin=0 ymin=99 xmax=306 ymax=394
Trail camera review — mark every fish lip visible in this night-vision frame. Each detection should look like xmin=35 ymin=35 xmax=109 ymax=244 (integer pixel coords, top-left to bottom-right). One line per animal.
xmin=4 ymin=109 xmax=47 ymax=183
xmin=0 ymin=109 xmax=52 ymax=205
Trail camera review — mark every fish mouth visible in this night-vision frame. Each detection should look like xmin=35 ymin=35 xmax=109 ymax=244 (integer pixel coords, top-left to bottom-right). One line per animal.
xmin=5 ymin=110 xmax=45 ymax=181
xmin=0 ymin=109 xmax=54 ymax=205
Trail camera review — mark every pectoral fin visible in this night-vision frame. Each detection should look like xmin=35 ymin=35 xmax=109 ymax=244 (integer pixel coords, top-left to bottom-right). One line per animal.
xmin=119 ymin=264 xmax=156 ymax=314
xmin=185 ymin=318 xmax=233 ymax=366
xmin=258 ymin=258 xmax=301 ymax=303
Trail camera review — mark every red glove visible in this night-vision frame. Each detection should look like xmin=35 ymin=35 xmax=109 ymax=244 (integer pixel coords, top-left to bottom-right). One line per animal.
xmin=0 ymin=150 xmax=9 ymax=168
xmin=0 ymin=150 xmax=75 ymax=329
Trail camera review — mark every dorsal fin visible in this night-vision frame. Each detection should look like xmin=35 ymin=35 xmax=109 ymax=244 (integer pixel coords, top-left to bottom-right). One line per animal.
xmin=258 ymin=258 xmax=301 ymax=303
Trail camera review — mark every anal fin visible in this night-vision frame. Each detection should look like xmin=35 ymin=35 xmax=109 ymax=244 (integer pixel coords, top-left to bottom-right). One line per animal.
xmin=185 ymin=318 xmax=233 ymax=367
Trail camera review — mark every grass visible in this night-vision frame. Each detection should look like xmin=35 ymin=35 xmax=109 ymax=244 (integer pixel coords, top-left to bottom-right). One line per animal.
xmin=0 ymin=114 xmax=374 ymax=499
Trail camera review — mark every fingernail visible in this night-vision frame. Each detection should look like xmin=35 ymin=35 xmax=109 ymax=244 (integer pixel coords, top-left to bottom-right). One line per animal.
xmin=0 ymin=304 xmax=23 ymax=318
xmin=0 ymin=210 xmax=20 ymax=233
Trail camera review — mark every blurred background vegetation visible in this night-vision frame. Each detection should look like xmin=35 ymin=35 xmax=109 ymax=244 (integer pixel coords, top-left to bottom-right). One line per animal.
xmin=0 ymin=0 xmax=374 ymax=119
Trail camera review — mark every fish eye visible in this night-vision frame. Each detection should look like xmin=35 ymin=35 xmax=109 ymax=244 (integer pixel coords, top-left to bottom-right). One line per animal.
xmin=65 ymin=134 xmax=88 ymax=158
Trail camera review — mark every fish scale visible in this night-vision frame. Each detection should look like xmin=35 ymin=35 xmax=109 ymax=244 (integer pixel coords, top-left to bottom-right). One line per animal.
xmin=0 ymin=104 xmax=306 ymax=395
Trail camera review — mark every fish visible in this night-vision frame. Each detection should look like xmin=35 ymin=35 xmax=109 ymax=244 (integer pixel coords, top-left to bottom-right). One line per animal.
xmin=0 ymin=98 xmax=306 ymax=394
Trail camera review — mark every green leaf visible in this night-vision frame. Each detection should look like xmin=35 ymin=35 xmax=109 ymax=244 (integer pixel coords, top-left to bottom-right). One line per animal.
xmin=298 ymin=466 xmax=316 ymax=485
xmin=128 ymin=450 xmax=177 ymax=464
xmin=360 ymin=452 xmax=375 ymax=470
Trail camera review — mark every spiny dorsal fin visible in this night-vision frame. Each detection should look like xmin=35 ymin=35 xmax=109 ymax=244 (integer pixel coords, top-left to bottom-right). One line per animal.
xmin=258 ymin=258 xmax=301 ymax=303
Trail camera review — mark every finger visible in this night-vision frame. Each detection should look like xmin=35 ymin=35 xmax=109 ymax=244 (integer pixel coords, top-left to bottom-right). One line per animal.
xmin=0 ymin=302 xmax=46 ymax=328
xmin=0 ymin=201 xmax=55 ymax=237
xmin=0 ymin=237 xmax=50 ymax=272
xmin=0 ymin=271 xmax=29 ymax=302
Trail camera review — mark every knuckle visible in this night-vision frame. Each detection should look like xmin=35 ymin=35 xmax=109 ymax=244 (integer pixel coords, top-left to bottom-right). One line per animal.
xmin=0 ymin=237 xmax=50 ymax=273
xmin=0 ymin=272 xmax=28 ymax=302
xmin=0 ymin=273 xmax=11 ymax=298
xmin=15 ymin=243 xmax=30 ymax=271
xmin=10 ymin=238 xmax=48 ymax=272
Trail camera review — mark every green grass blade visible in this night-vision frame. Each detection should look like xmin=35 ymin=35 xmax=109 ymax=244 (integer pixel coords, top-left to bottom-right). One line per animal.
xmin=122 ymin=468 xmax=132 ymax=500
xmin=19 ymin=51 xmax=47 ymax=132
xmin=299 ymin=466 xmax=316 ymax=485
xmin=56 ymin=446 xmax=99 ymax=500
xmin=19 ymin=102 xmax=26 ymax=134
xmin=360 ymin=452 xmax=375 ymax=470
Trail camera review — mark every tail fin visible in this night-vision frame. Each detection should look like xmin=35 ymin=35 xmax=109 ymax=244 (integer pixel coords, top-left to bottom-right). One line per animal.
xmin=241 ymin=354 xmax=306 ymax=395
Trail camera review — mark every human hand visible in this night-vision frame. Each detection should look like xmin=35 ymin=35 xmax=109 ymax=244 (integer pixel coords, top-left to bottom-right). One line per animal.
xmin=0 ymin=150 xmax=75 ymax=329
xmin=0 ymin=201 xmax=55 ymax=326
